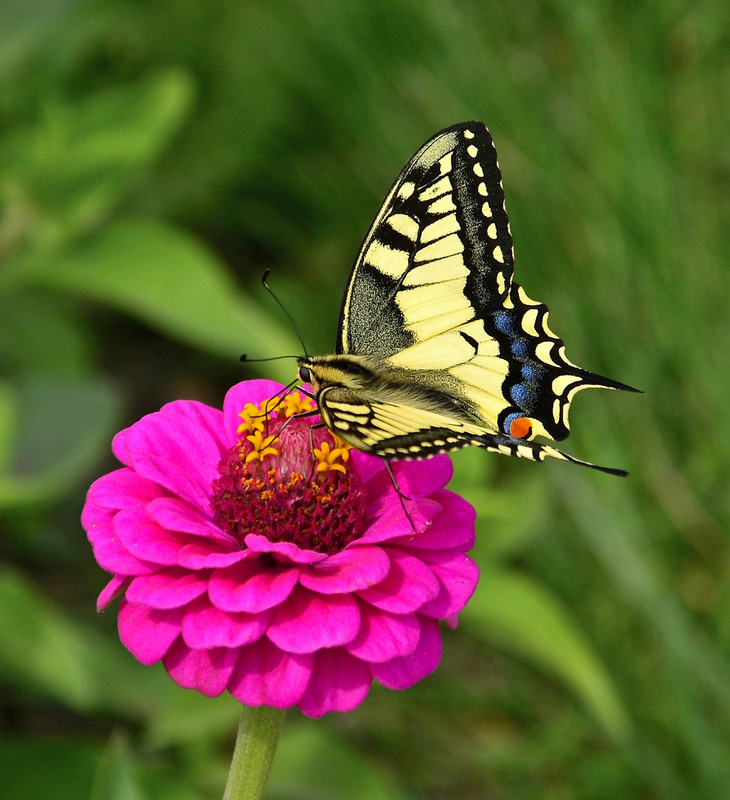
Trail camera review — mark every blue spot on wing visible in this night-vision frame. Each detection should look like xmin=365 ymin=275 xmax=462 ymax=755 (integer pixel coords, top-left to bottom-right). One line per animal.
xmin=510 ymin=383 xmax=529 ymax=405
xmin=494 ymin=312 xmax=514 ymax=334
xmin=511 ymin=339 xmax=528 ymax=359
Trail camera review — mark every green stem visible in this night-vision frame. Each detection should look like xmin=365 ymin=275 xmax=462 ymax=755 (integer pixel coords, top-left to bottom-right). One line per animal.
xmin=223 ymin=705 xmax=286 ymax=800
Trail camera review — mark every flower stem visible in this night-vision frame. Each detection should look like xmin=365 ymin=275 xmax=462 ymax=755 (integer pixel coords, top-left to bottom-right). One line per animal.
xmin=223 ymin=705 xmax=286 ymax=800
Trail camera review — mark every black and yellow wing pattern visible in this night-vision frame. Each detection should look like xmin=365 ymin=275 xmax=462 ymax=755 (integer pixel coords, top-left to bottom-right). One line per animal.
xmin=298 ymin=122 xmax=637 ymax=474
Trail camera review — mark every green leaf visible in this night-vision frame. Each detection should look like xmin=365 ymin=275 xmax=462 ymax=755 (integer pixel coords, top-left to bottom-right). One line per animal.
xmin=465 ymin=568 xmax=630 ymax=741
xmin=0 ymin=69 xmax=194 ymax=238
xmin=0 ymin=375 xmax=121 ymax=508
xmin=90 ymin=733 xmax=146 ymax=800
xmin=5 ymin=218 xmax=298 ymax=380
xmin=0 ymin=290 xmax=93 ymax=378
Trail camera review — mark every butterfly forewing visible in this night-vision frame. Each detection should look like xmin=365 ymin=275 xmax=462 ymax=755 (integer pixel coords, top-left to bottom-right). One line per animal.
xmin=338 ymin=122 xmax=514 ymax=359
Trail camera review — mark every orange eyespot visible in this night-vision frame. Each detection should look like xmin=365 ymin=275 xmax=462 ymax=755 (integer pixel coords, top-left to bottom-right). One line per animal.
xmin=509 ymin=416 xmax=533 ymax=439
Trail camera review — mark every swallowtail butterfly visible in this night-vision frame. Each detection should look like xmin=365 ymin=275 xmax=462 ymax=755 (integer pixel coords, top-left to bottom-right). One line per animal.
xmin=297 ymin=122 xmax=637 ymax=474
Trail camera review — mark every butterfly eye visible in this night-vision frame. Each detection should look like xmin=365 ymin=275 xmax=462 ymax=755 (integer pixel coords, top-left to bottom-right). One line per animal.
xmin=298 ymin=365 xmax=312 ymax=383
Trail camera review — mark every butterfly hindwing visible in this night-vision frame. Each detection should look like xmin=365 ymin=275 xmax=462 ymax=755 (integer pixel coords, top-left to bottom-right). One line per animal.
xmin=316 ymin=387 xmax=628 ymax=476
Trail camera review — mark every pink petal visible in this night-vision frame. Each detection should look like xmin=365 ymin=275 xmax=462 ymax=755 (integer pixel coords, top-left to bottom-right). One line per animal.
xmin=113 ymin=505 xmax=245 ymax=570
xmin=267 ymin=586 xmax=360 ymax=653
xmin=390 ymin=491 xmax=476 ymax=551
xmin=125 ymin=568 xmax=209 ymax=609
xmin=97 ymin=575 xmax=130 ymax=611
xmin=112 ymin=401 xmax=225 ymax=512
xmin=243 ymin=534 xmax=328 ymax=564
xmin=228 ymin=637 xmax=313 ymax=708
xmin=299 ymin=546 xmax=390 ymax=594
xmin=355 ymin=500 xmax=442 ymax=545
xmin=374 ymin=455 xmax=453 ymax=499
xmin=346 ymin=606 xmax=420 ymax=662
xmin=222 ymin=380 xmax=288 ymax=445
xmin=176 ymin=542 xmax=248 ymax=570
xmin=114 ymin=507 xmax=183 ymax=566
xmin=84 ymin=501 xmax=156 ymax=576
xmin=417 ymin=551 xmax=480 ymax=618
xmin=371 ymin=617 xmax=442 ymax=689
xmin=350 ymin=451 xmax=386 ymax=484
xmin=163 ymin=639 xmax=239 ymax=696
xmin=147 ymin=497 xmax=236 ymax=547
xmin=86 ymin=468 xmax=166 ymax=510
xmin=357 ymin=550 xmax=440 ymax=613
xmin=181 ymin=596 xmax=269 ymax=648
xmin=298 ymin=648 xmax=373 ymax=717
xmin=118 ymin=600 xmax=182 ymax=664
xmin=209 ymin=561 xmax=300 ymax=613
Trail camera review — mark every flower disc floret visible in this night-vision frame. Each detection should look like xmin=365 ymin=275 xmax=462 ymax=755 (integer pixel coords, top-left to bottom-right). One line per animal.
xmin=82 ymin=380 xmax=479 ymax=717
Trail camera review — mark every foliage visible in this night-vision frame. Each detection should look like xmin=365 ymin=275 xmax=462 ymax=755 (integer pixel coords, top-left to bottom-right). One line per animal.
xmin=1 ymin=0 xmax=728 ymax=797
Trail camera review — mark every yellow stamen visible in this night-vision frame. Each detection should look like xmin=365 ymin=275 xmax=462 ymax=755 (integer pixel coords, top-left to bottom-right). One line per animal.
xmin=244 ymin=430 xmax=279 ymax=463
xmin=314 ymin=439 xmax=352 ymax=474
xmin=280 ymin=391 xmax=316 ymax=418
xmin=237 ymin=402 xmax=268 ymax=435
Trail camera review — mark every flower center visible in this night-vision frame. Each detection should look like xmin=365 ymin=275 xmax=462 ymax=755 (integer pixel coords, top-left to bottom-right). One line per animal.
xmin=210 ymin=392 xmax=366 ymax=554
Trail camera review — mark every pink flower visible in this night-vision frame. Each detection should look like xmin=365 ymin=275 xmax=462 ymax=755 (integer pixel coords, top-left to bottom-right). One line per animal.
xmin=82 ymin=380 xmax=479 ymax=717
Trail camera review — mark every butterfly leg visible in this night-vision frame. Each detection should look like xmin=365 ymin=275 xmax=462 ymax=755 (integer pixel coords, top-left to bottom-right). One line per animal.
xmin=384 ymin=459 xmax=417 ymax=532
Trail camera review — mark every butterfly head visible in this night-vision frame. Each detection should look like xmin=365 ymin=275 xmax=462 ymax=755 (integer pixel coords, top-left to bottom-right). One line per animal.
xmin=297 ymin=355 xmax=377 ymax=396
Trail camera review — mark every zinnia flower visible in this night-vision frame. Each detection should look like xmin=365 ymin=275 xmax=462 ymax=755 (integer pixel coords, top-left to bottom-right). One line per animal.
xmin=82 ymin=380 xmax=479 ymax=717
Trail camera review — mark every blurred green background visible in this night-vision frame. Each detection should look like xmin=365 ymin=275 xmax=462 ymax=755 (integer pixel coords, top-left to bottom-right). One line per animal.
xmin=1 ymin=0 xmax=728 ymax=798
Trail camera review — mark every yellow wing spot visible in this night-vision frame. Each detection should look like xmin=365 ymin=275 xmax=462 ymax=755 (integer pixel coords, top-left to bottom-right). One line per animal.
xmin=517 ymin=286 xmax=542 ymax=307
xmin=535 ymin=340 xmax=558 ymax=366
xmin=493 ymin=245 xmax=505 ymax=263
xmin=473 ymin=163 xmax=484 ymax=178
xmin=314 ymin=439 xmax=351 ymax=474
xmin=419 ymin=176 xmax=452 ymax=202
xmin=552 ymin=398 xmax=562 ymax=425
xmin=420 ymin=214 xmax=460 ymax=244
xmin=467 ymin=145 xmax=478 ymax=158
xmin=364 ymin=239 xmax=409 ymax=278
xmin=245 ymin=430 xmax=279 ymax=463
xmin=478 ymin=182 xmax=488 ymax=196
xmin=487 ymin=223 xmax=497 ymax=239
xmin=481 ymin=201 xmax=492 ymax=218
xmin=463 ymin=129 xmax=475 ymax=139
xmin=397 ymin=181 xmax=415 ymax=200
xmin=414 ymin=233 xmax=465 ymax=263
xmin=387 ymin=213 xmax=419 ymax=241
xmin=521 ymin=307 xmax=540 ymax=337
xmin=552 ymin=374 xmax=582 ymax=395
xmin=438 ymin=153 xmax=453 ymax=174
xmin=427 ymin=195 xmax=457 ymax=215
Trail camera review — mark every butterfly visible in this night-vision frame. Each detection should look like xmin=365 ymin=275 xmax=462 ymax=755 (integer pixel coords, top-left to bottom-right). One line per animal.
xmin=296 ymin=122 xmax=638 ymax=475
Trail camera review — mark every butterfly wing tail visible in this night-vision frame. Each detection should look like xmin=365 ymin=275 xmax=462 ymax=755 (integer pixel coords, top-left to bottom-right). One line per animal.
xmin=472 ymin=433 xmax=629 ymax=477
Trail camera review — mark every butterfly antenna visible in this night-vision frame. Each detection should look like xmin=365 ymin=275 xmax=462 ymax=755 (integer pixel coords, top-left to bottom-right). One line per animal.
xmin=261 ymin=269 xmax=310 ymax=359
xmin=240 ymin=354 xmax=301 ymax=364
